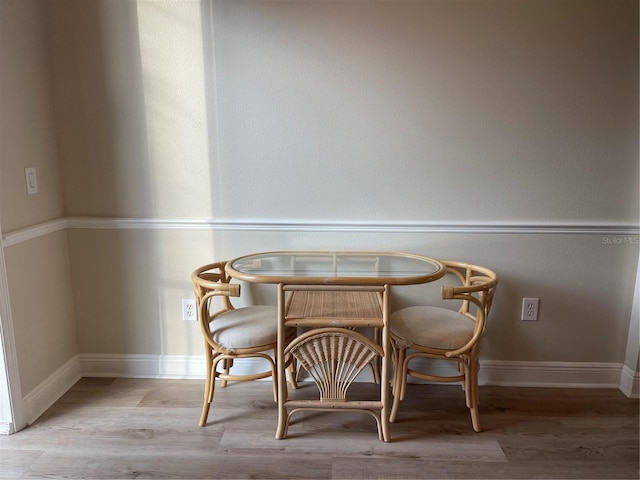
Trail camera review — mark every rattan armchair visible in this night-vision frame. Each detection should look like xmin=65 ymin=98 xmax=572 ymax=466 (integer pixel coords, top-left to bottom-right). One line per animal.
xmin=191 ymin=261 xmax=295 ymax=426
xmin=389 ymin=261 xmax=498 ymax=431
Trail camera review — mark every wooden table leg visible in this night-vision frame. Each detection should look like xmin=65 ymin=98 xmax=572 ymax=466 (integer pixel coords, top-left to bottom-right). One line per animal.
xmin=380 ymin=284 xmax=391 ymax=442
xmin=275 ymin=283 xmax=288 ymax=439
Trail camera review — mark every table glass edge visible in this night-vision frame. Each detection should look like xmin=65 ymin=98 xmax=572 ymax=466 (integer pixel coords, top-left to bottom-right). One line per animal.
xmin=225 ymin=250 xmax=445 ymax=285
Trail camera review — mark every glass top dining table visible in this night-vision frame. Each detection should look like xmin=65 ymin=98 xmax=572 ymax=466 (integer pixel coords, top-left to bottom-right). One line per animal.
xmin=225 ymin=250 xmax=445 ymax=442
xmin=226 ymin=251 xmax=445 ymax=286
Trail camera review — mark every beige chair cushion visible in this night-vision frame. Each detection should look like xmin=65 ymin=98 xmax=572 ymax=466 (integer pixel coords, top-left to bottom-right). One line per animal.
xmin=391 ymin=306 xmax=475 ymax=351
xmin=211 ymin=306 xmax=279 ymax=350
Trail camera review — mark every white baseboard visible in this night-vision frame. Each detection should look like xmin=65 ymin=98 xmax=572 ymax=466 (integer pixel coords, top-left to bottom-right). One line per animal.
xmin=22 ymin=356 xmax=82 ymax=426
xmin=619 ymin=364 xmax=640 ymax=398
xmin=0 ymin=422 xmax=13 ymax=434
xmin=78 ymin=354 xmax=629 ymax=390
xmin=478 ymin=360 xmax=624 ymax=389
xmin=80 ymin=353 xmax=208 ymax=379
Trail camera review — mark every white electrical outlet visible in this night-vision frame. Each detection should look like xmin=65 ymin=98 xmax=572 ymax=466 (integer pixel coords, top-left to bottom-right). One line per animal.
xmin=182 ymin=299 xmax=198 ymax=321
xmin=521 ymin=298 xmax=539 ymax=321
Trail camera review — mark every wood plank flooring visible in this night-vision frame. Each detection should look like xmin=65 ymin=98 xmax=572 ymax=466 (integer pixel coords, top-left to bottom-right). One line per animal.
xmin=1 ymin=378 xmax=638 ymax=479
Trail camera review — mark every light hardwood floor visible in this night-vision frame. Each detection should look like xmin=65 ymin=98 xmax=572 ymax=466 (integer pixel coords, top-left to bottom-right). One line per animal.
xmin=1 ymin=378 xmax=638 ymax=479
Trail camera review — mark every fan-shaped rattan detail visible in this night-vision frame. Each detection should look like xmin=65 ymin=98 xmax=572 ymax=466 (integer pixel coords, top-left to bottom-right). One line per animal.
xmin=285 ymin=328 xmax=383 ymax=402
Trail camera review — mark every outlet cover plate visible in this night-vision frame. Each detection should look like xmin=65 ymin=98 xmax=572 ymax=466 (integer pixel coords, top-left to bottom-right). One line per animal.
xmin=182 ymin=299 xmax=198 ymax=321
xmin=521 ymin=298 xmax=539 ymax=321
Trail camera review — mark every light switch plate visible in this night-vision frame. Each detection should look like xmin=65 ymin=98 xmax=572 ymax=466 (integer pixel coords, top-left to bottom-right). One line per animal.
xmin=25 ymin=167 xmax=38 ymax=194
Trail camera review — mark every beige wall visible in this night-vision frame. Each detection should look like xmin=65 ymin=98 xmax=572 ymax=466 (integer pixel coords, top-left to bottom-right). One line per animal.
xmin=0 ymin=0 xmax=64 ymax=231
xmin=0 ymin=0 xmax=76 ymax=397
xmin=210 ymin=0 xmax=638 ymax=224
xmin=67 ymin=227 xmax=638 ymax=365
xmin=45 ymin=0 xmax=156 ymax=217
xmin=0 ymin=0 xmax=638 ymax=402
xmin=56 ymin=0 xmax=638 ymax=363
xmin=48 ymin=0 xmax=639 ymax=224
xmin=0 ymin=0 xmax=78 ymax=394
xmin=4 ymin=233 xmax=77 ymax=395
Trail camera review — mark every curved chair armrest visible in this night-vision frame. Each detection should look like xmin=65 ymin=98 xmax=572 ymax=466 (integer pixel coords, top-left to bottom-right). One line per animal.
xmin=441 ymin=277 xmax=498 ymax=299
xmin=442 ymin=293 xmax=487 ymax=358
xmin=196 ymin=280 xmax=241 ymax=298
xmin=439 ymin=263 xmax=497 ymax=358
xmin=191 ymin=262 xmax=242 ymax=298
xmin=192 ymin=262 xmax=242 ymax=315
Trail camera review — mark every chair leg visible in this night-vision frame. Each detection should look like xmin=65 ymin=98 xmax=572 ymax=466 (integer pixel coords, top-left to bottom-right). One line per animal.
xmin=463 ymin=363 xmax=472 ymax=408
xmin=220 ymin=358 xmax=233 ymax=388
xmin=199 ymin=348 xmax=215 ymax=426
xmin=458 ymin=360 xmax=467 ymax=394
xmin=371 ymin=327 xmax=382 ymax=384
xmin=287 ymin=360 xmax=298 ymax=389
xmin=467 ymin=356 xmax=481 ymax=432
xmin=397 ymin=348 xmax=410 ymax=402
xmin=448 ymin=354 xmax=482 ymax=432
xmin=390 ymin=347 xmax=407 ymax=423
xmin=369 ymin=360 xmax=381 ymax=385
xmin=391 ymin=341 xmax=402 ymax=394
xmin=270 ymin=361 xmax=278 ymax=403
